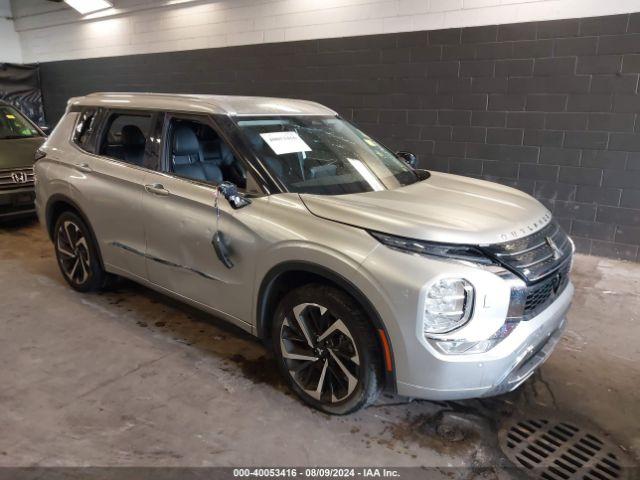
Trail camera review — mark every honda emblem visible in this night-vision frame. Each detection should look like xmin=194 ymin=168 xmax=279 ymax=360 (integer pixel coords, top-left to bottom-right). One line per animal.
xmin=11 ymin=171 xmax=29 ymax=184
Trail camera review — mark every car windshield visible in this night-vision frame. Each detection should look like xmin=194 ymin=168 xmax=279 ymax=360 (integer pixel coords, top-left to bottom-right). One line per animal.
xmin=0 ymin=105 xmax=41 ymax=140
xmin=234 ymin=115 xmax=423 ymax=195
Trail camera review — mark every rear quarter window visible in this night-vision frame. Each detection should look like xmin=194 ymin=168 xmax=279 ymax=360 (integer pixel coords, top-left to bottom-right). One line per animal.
xmin=72 ymin=109 xmax=100 ymax=153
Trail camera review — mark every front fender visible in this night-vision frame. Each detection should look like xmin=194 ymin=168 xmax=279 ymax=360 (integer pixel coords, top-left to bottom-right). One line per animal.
xmin=253 ymin=236 xmax=405 ymax=392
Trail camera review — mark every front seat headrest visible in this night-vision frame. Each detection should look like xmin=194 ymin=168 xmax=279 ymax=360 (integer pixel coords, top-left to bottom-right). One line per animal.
xmin=121 ymin=125 xmax=146 ymax=148
xmin=173 ymin=125 xmax=200 ymax=160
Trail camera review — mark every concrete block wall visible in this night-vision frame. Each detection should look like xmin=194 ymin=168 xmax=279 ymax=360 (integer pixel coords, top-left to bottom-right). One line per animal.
xmin=39 ymin=12 xmax=640 ymax=260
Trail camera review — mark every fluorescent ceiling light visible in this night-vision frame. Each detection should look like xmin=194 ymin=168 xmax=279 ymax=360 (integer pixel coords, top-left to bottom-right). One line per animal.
xmin=65 ymin=0 xmax=114 ymax=15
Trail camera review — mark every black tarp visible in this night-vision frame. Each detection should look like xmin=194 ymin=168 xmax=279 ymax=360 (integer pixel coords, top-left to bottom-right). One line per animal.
xmin=0 ymin=63 xmax=45 ymax=127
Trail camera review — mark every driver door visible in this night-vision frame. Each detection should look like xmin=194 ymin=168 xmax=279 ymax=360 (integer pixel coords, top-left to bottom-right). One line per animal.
xmin=142 ymin=113 xmax=260 ymax=330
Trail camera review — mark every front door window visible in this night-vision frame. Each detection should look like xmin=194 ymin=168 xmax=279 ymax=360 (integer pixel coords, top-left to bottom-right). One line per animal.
xmin=167 ymin=118 xmax=247 ymax=189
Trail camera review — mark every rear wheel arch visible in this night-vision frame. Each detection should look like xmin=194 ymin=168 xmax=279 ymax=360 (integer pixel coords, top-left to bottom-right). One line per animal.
xmin=45 ymin=194 xmax=105 ymax=271
xmin=257 ymin=261 xmax=396 ymax=391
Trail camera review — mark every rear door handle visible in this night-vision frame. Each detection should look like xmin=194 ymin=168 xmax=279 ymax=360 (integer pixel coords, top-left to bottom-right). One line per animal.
xmin=74 ymin=163 xmax=92 ymax=173
xmin=145 ymin=183 xmax=170 ymax=196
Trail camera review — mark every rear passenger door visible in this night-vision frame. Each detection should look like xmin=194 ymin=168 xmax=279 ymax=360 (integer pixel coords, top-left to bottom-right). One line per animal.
xmin=142 ymin=113 xmax=260 ymax=330
xmin=72 ymin=108 xmax=160 ymax=280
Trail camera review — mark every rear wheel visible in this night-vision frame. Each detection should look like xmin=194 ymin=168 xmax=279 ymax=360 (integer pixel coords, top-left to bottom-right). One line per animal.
xmin=54 ymin=211 xmax=109 ymax=292
xmin=272 ymin=284 xmax=382 ymax=415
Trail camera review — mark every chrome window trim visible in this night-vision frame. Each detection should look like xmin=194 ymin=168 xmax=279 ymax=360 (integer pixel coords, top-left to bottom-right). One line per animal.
xmin=68 ymin=139 xmax=158 ymax=176
xmin=69 ymin=143 xmax=239 ymax=195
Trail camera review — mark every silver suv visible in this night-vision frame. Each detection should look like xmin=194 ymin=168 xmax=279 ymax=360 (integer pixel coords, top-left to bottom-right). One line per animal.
xmin=35 ymin=93 xmax=574 ymax=414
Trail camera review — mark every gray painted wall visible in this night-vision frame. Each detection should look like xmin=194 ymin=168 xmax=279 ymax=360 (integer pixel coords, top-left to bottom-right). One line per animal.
xmin=40 ymin=13 xmax=640 ymax=261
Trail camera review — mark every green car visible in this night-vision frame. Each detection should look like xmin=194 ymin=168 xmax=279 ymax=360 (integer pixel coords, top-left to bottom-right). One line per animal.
xmin=0 ymin=101 xmax=46 ymax=220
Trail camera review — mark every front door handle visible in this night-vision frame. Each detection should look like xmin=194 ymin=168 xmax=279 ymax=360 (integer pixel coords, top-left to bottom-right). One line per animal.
xmin=144 ymin=183 xmax=170 ymax=196
xmin=74 ymin=163 xmax=92 ymax=173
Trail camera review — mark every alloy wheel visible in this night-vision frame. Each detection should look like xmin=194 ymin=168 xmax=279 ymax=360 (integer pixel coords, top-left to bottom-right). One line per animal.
xmin=279 ymin=302 xmax=360 ymax=404
xmin=56 ymin=220 xmax=91 ymax=285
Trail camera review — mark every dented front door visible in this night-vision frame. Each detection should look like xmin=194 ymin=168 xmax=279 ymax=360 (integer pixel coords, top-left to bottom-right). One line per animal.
xmin=141 ymin=171 xmax=259 ymax=329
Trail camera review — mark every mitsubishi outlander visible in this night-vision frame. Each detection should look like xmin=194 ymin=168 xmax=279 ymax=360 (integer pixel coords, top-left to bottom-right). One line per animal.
xmin=35 ymin=93 xmax=574 ymax=414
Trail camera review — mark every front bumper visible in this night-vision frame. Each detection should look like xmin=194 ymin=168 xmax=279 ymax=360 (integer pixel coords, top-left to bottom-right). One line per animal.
xmin=483 ymin=315 xmax=566 ymax=397
xmin=396 ymin=282 xmax=572 ymax=400
xmin=358 ymin=242 xmax=574 ymax=401
xmin=0 ymin=187 xmax=36 ymax=220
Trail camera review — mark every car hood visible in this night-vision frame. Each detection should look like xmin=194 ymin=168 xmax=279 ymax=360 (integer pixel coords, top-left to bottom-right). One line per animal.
xmin=300 ymin=172 xmax=551 ymax=245
xmin=0 ymin=137 xmax=45 ymax=170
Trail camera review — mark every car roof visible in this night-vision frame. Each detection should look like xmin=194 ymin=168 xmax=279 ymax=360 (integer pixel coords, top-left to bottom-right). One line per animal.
xmin=68 ymin=92 xmax=338 ymax=117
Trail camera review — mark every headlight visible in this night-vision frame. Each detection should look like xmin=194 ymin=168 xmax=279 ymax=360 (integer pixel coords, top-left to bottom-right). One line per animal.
xmin=369 ymin=231 xmax=493 ymax=265
xmin=423 ymin=278 xmax=474 ymax=335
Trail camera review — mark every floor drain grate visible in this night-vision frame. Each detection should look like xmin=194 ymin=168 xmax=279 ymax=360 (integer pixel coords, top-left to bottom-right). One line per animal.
xmin=498 ymin=418 xmax=635 ymax=480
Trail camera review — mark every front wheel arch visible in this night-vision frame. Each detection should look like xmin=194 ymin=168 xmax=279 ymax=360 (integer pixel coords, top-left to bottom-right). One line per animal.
xmin=256 ymin=261 xmax=396 ymax=392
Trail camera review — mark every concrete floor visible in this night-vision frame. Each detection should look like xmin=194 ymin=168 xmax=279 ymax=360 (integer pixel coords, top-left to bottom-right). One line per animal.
xmin=0 ymin=218 xmax=638 ymax=472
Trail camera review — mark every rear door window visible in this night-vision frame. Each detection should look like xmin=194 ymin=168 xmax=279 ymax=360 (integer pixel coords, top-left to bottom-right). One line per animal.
xmin=98 ymin=112 xmax=153 ymax=167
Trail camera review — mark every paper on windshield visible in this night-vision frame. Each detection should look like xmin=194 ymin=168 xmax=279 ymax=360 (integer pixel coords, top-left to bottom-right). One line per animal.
xmin=260 ymin=131 xmax=311 ymax=155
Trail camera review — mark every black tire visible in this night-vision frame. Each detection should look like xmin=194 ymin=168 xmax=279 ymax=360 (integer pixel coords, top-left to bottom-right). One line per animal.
xmin=272 ymin=283 xmax=382 ymax=415
xmin=53 ymin=211 xmax=110 ymax=292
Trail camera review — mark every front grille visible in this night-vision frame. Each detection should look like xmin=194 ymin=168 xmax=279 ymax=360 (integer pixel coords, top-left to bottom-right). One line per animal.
xmin=484 ymin=220 xmax=572 ymax=283
xmin=0 ymin=167 xmax=35 ymax=191
xmin=523 ymin=262 xmax=570 ymax=319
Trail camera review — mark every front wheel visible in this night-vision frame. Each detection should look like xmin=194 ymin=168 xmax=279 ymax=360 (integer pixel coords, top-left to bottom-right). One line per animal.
xmin=272 ymin=284 xmax=382 ymax=415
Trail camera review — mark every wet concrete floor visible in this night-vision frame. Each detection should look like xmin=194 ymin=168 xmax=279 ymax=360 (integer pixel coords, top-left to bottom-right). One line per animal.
xmin=0 ymin=218 xmax=638 ymax=474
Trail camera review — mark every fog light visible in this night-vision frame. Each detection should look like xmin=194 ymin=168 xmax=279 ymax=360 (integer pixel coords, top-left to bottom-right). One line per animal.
xmin=423 ymin=278 xmax=474 ymax=336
